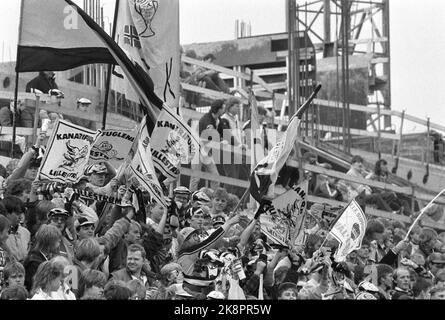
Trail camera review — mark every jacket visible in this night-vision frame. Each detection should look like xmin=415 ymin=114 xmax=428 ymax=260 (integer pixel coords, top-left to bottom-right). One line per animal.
xmin=198 ymin=111 xmax=219 ymax=136
xmin=25 ymin=73 xmax=58 ymax=93
xmin=110 ymin=266 xmax=157 ymax=287
xmin=24 ymin=250 xmax=49 ymax=291
xmin=5 ymin=226 xmax=30 ymax=263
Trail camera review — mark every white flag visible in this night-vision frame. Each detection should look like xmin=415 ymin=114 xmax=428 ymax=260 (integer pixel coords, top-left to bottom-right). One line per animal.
xmin=112 ymin=0 xmax=180 ymax=107
xmin=329 ymin=200 xmax=368 ymax=262
xmin=127 ymin=116 xmax=167 ymax=207
xmin=38 ymin=119 xmax=99 ymax=183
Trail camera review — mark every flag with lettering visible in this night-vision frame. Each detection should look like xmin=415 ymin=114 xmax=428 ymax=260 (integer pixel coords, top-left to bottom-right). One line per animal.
xmin=150 ymin=106 xmax=200 ymax=184
xmin=329 ymin=199 xmax=368 ymax=262
xmin=38 ymin=119 xmax=99 ymax=183
xmin=89 ymin=128 xmax=137 ymax=168
xmin=250 ymin=180 xmax=308 ymax=247
xmin=127 ymin=116 xmax=167 ymax=207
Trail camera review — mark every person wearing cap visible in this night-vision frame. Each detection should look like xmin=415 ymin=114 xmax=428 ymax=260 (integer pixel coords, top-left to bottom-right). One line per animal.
xmin=430 ymin=285 xmax=445 ymax=300
xmin=63 ymin=97 xmax=96 ymax=130
xmin=190 ymin=191 xmax=211 ymax=208
xmin=177 ymin=214 xmax=241 ymax=276
xmin=427 ymin=252 xmax=445 ymax=277
xmin=73 ymin=204 xmax=136 ymax=270
xmin=414 ymin=228 xmax=439 ymax=261
xmin=84 ymin=163 xmax=109 ymax=188
xmin=172 ymin=186 xmax=191 ymax=227
xmin=47 ymin=208 xmax=74 ymax=263
xmin=206 ymin=290 xmax=225 ymax=300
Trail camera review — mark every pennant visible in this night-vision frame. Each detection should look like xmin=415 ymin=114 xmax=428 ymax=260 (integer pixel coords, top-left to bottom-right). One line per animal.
xmin=249 ymin=85 xmax=321 ymax=202
xmin=127 ymin=116 xmax=167 ymax=207
xmin=38 ymin=119 xmax=99 ymax=183
xmin=89 ymin=128 xmax=137 ymax=168
xmin=329 ymin=200 xmax=368 ymax=262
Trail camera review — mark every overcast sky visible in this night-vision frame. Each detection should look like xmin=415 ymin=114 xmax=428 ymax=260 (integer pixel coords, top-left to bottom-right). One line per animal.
xmin=0 ymin=0 xmax=444 ymax=132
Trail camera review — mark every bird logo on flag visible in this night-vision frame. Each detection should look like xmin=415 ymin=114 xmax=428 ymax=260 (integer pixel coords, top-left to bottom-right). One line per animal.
xmin=131 ymin=0 xmax=158 ymax=38
xmin=59 ymin=141 xmax=89 ymax=171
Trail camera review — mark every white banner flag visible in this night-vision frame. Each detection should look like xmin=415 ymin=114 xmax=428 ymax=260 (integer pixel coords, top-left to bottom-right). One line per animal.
xmin=38 ymin=119 xmax=98 ymax=183
xmin=329 ymin=200 xmax=368 ymax=262
xmin=250 ymin=180 xmax=308 ymax=247
xmin=150 ymin=107 xmax=200 ymax=183
xmin=113 ymin=0 xmax=180 ymax=107
xmin=128 ymin=116 xmax=167 ymax=207
xmin=90 ymin=128 xmax=137 ymax=168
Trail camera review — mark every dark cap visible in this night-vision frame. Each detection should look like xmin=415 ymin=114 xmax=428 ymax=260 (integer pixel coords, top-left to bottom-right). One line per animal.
xmin=212 ymin=215 xmax=226 ymax=227
xmin=428 ymin=252 xmax=445 ymax=264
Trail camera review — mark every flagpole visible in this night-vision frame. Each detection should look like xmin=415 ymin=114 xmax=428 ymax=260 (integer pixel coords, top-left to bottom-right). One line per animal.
xmin=102 ymin=0 xmax=120 ymax=130
xmin=248 ymin=70 xmax=256 ymax=210
xmin=12 ymin=0 xmax=25 ymax=158
xmin=404 ymin=187 xmax=445 ymax=240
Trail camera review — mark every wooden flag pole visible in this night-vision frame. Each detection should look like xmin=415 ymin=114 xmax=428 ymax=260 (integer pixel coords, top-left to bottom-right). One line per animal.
xmin=405 ymin=187 xmax=445 ymax=240
xmin=101 ymin=0 xmax=119 ymax=130
xmin=12 ymin=0 xmax=25 ymax=158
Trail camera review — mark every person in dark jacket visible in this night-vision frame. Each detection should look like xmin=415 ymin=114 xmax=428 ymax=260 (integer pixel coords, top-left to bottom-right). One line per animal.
xmin=23 ymin=224 xmax=62 ymax=291
xmin=189 ymin=100 xmax=225 ymax=192
xmin=25 ymin=71 xmax=59 ymax=94
xmin=110 ymin=244 xmax=158 ymax=288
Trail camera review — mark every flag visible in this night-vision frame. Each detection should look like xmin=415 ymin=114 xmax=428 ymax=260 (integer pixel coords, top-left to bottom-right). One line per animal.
xmin=250 ymin=180 xmax=308 ymax=247
xmin=111 ymin=0 xmax=179 ymax=107
xmin=17 ymin=0 xmax=164 ymax=133
xmin=329 ymin=200 xmax=367 ymax=262
xmin=112 ymin=0 xmax=199 ymax=184
xmin=249 ymin=84 xmax=321 ymax=202
xmin=150 ymin=106 xmax=200 ymax=184
xmin=16 ymin=0 xmax=115 ymax=72
xmin=250 ymin=95 xmax=265 ymax=168
xmin=89 ymin=128 xmax=137 ymax=168
xmin=127 ymin=116 xmax=167 ymax=207
xmin=38 ymin=119 xmax=99 ymax=183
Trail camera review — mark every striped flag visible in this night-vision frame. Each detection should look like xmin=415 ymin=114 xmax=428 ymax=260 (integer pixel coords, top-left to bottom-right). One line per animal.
xmin=17 ymin=0 xmax=163 ymax=133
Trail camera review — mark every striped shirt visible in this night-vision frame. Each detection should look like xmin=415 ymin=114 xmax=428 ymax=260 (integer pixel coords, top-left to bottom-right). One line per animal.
xmin=178 ymin=227 xmax=225 ymax=275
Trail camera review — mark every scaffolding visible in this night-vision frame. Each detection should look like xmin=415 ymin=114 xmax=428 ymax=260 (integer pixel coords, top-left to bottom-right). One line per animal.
xmin=287 ymin=0 xmax=391 ymax=153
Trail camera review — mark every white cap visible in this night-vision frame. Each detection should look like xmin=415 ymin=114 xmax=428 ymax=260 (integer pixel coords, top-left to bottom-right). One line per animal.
xmin=77 ymin=98 xmax=92 ymax=104
xmin=207 ymin=291 xmax=225 ymax=300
